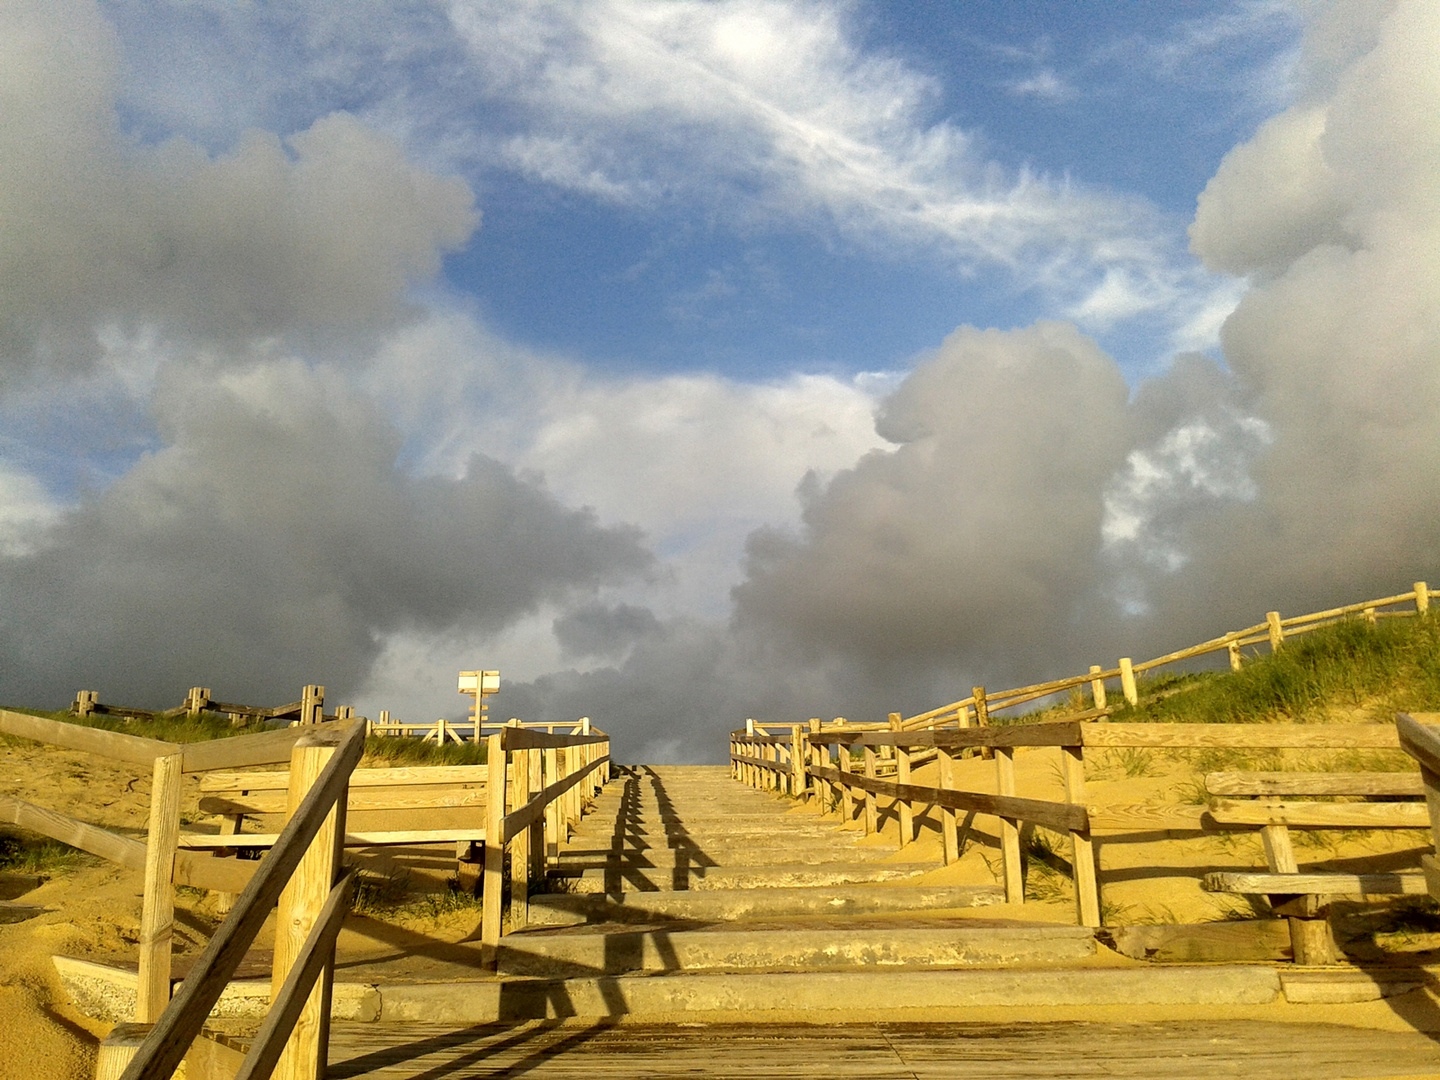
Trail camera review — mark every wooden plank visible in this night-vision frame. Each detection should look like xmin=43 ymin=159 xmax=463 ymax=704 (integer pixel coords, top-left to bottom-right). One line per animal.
xmin=1205 ymin=771 xmax=1422 ymax=797
xmin=180 ymin=725 xmax=314 ymax=775
xmin=503 ymin=755 xmax=610 ymax=844
xmin=118 ymin=721 xmax=365 ymax=1080
xmin=995 ymin=748 xmax=1022 ymax=904
xmin=172 ymin=851 xmax=256 ymax=893
xmin=1208 ymin=799 xmax=1429 ymax=828
xmin=177 ymin=828 xmax=486 ymax=848
xmin=1086 ymin=804 xmax=1213 ymax=832
xmin=1082 ymin=723 xmax=1400 ymax=749
xmin=200 ymin=764 xmax=490 ymax=792
xmin=1203 ymin=871 xmax=1427 ymax=896
xmin=481 ymin=733 xmax=505 ymax=957
xmin=1397 ymin=713 xmax=1440 ymax=776
xmin=729 ymin=752 xmax=787 ymax=774
xmin=813 ymin=721 xmax=1084 ymax=750
xmin=501 ymin=727 xmax=607 ymax=751
xmin=235 ymin=871 xmax=355 ymax=1080
xmin=270 ymin=730 xmax=349 ymax=1080
xmin=0 ymin=795 xmax=148 ymax=868
xmin=808 ymin=765 xmax=1088 ymax=833
xmin=136 ymin=752 xmax=182 ymax=1024
xmin=1061 ymin=745 xmax=1100 ymax=929
xmin=199 ymin=785 xmax=486 ymax=815
xmin=0 ymin=709 xmax=177 ymax=767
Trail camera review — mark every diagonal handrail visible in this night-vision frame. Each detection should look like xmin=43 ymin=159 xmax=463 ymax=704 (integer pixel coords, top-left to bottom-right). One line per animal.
xmin=118 ymin=720 xmax=366 ymax=1080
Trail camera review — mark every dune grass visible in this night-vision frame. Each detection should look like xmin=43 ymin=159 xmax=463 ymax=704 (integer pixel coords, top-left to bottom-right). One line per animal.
xmin=1118 ymin=613 xmax=1440 ymax=725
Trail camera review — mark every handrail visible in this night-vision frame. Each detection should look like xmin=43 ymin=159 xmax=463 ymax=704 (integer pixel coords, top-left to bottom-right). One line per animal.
xmin=731 ymin=714 xmax=1427 ymax=931
xmin=877 ymin=580 xmax=1433 ymax=731
xmin=118 ymin=720 xmax=365 ymax=1080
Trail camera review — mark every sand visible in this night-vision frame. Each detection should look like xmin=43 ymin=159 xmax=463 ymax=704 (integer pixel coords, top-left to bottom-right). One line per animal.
xmin=4 ymin=733 xmax=1439 ymax=1078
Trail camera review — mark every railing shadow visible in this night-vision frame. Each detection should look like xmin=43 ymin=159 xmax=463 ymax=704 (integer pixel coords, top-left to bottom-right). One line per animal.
xmin=328 ymin=1020 xmax=616 ymax=1079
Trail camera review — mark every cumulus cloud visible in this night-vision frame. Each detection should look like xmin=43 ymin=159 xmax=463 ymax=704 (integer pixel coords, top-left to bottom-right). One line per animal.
xmin=0 ymin=361 xmax=649 ymax=709
xmin=504 ymin=0 xmax=1440 ymax=755
xmin=0 ymin=0 xmax=476 ymax=378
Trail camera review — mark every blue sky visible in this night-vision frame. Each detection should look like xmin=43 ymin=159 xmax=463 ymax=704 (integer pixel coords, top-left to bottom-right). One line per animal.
xmin=5 ymin=0 xmax=1435 ymax=760
xmin=97 ymin=0 xmax=1299 ymax=382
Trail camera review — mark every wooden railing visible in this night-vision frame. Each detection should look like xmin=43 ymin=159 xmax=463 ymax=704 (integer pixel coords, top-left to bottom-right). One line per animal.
xmin=732 ymin=717 xmax=1429 ymax=940
xmin=366 ymin=713 xmax=596 ymax=745
xmin=0 ymin=708 xmax=362 ymax=1079
xmin=112 ymin=720 xmax=365 ymax=1080
xmin=888 ymin=581 xmax=1432 ymax=731
xmin=479 ymin=723 xmax=610 ymax=953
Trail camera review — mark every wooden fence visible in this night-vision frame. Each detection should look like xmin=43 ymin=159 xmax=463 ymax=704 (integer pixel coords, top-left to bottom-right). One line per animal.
xmin=888 ymin=581 xmax=1431 ymax=732
xmin=732 ymin=717 xmax=1433 ymax=954
xmin=1 ymin=705 xmax=611 ymax=1077
xmin=70 ymin=684 xmax=337 ymax=727
xmin=365 ymin=713 xmax=595 ymax=745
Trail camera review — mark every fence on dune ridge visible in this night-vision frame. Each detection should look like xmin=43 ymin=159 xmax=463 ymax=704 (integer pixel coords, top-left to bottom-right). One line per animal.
xmin=730 ymin=580 xmax=1440 ymax=962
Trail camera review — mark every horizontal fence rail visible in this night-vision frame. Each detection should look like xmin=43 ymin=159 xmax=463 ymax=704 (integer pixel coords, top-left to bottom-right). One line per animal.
xmin=732 ymin=716 xmax=1438 ymax=944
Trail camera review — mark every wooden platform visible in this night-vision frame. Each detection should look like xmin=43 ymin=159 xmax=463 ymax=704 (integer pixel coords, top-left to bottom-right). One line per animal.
xmin=327 ymin=1020 xmax=1440 ymax=1079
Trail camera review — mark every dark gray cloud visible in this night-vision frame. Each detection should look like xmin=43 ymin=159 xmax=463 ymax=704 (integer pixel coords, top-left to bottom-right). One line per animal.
xmin=0 ymin=363 xmax=650 ymax=710
xmin=553 ymin=602 xmax=663 ymax=662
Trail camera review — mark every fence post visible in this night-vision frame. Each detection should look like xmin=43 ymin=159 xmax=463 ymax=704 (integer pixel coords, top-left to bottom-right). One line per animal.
xmin=300 ymin=684 xmax=324 ymax=726
xmin=528 ymin=745 xmax=545 ymax=879
xmin=482 ymin=731 xmax=506 ymax=961
xmin=1228 ymin=640 xmax=1243 ymax=671
xmin=1118 ymin=659 xmax=1137 ymax=706
xmin=271 ymin=727 xmax=349 ymax=1080
xmin=807 ymin=718 xmax=824 ymax=806
xmin=937 ymin=747 xmax=958 ymax=863
xmin=543 ymin=747 xmax=560 ymax=862
xmin=790 ymin=725 xmax=806 ymax=797
xmin=135 ymin=751 xmax=183 ymax=1024
xmin=995 ymin=746 xmax=1023 ymax=904
xmin=838 ymin=743 xmax=854 ymax=822
xmin=1267 ymin=611 xmax=1284 ymax=652
xmin=1088 ymin=667 xmax=1106 ymax=711
xmin=509 ymin=740 xmax=529 ymax=931
xmin=1060 ymin=742 xmax=1100 ymax=928
xmin=891 ymin=713 xmax=914 ymax=845
xmin=863 ymin=745 xmax=878 ymax=834
xmin=1417 ymin=582 xmax=1430 ymax=615
xmin=973 ymin=687 xmax=993 ymax=760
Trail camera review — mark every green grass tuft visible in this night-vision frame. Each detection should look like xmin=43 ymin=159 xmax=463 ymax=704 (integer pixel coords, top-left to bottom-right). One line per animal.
xmin=1116 ymin=614 xmax=1440 ymax=725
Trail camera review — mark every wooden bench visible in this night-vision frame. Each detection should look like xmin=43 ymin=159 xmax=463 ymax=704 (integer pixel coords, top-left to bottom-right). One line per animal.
xmin=193 ymin=765 xmax=493 ymax=886
xmin=1200 ymin=770 xmax=1428 ymax=963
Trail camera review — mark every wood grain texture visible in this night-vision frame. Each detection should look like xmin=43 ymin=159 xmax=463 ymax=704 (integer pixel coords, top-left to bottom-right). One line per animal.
xmin=812 ymin=722 xmax=1084 ymax=750
xmin=0 ymin=795 xmax=148 ymax=868
xmin=808 ymin=765 xmax=1087 ymax=833
xmin=201 ymin=764 xmax=491 ymax=792
xmin=136 ymin=752 xmax=182 ymax=1024
xmin=180 ymin=726 xmax=312 ymax=774
xmin=0 ymin=708 xmax=177 ymax=766
xmin=1203 ymin=871 xmax=1427 ymax=896
xmin=501 ymin=728 xmax=608 ymax=751
xmin=1205 ymin=771 xmax=1422 ymax=796
xmin=324 ymin=1019 xmax=1440 ymax=1079
xmin=199 ymin=786 xmax=486 ymax=815
xmin=1082 ymin=723 xmax=1400 ymax=749
xmin=1085 ymin=804 xmax=1212 ymax=832
xmin=118 ymin=721 xmax=365 ymax=1080
xmin=235 ymin=871 xmax=355 ymax=1080
xmin=1207 ymin=799 xmax=1429 ymax=828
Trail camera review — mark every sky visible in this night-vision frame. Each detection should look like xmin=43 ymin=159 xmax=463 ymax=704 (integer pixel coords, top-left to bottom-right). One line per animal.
xmin=1 ymin=0 xmax=1437 ymax=762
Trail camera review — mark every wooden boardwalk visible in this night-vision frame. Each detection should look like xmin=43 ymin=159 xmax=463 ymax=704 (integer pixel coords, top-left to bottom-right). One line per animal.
xmin=328 ymin=1020 xmax=1440 ymax=1079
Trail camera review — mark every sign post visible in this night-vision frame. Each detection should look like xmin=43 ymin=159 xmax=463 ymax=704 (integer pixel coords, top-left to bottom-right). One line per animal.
xmin=457 ymin=670 xmax=500 ymax=744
